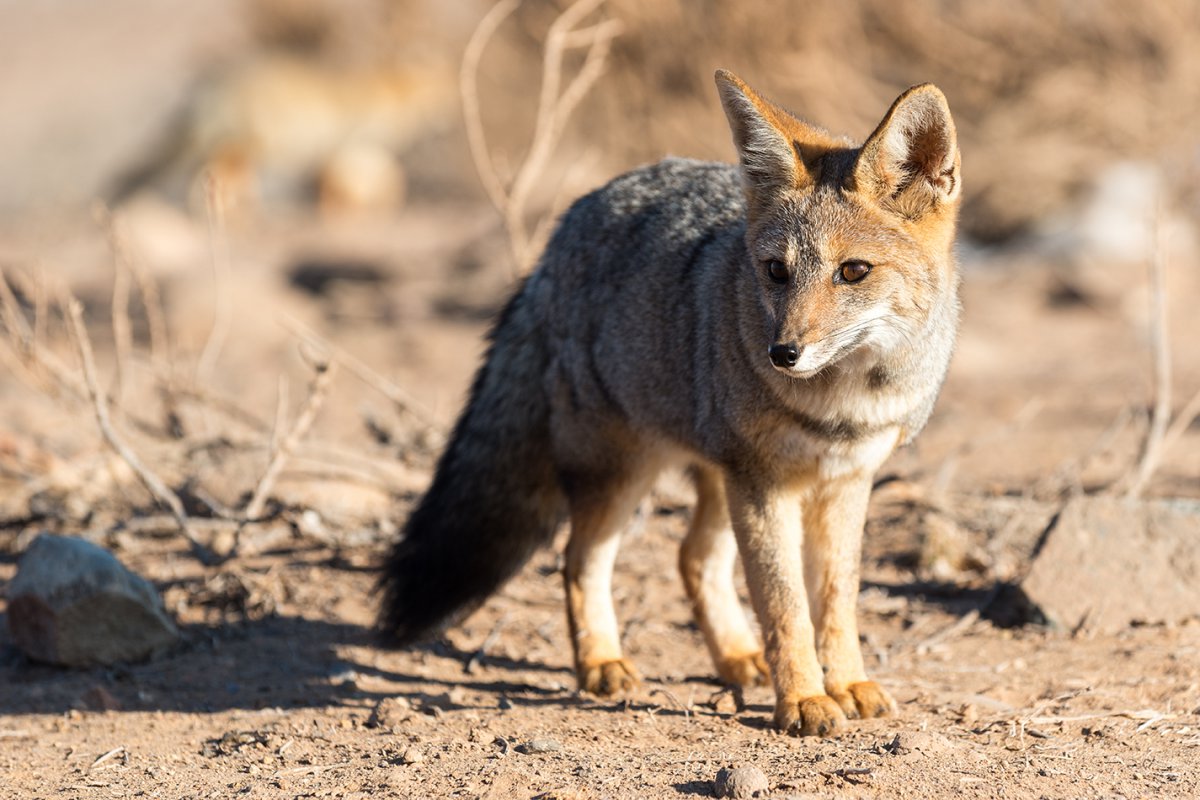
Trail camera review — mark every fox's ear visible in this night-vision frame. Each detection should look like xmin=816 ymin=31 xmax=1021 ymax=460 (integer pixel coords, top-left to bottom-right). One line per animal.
xmin=715 ymin=70 xmax=834 ymax=200
xmin=854 ymin=84 xmax=960 ymax=219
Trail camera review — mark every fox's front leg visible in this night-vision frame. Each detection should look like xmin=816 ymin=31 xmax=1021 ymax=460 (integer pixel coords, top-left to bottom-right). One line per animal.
xmin=726 ymin=477 xmax=846 ymax=736
xmin=803 ymin=474 xmax=896 ymax=721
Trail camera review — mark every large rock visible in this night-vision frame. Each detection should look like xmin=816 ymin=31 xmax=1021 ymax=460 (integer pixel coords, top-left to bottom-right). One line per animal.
xmin=6 ymin=534 xmax=179 ymax=666
xmin=988 ymin=496 xmax=1200 ymax=633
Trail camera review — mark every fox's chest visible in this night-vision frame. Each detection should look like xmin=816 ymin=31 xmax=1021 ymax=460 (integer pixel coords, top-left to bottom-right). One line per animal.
xmin=741 ymin=376 xmax=918 ymax=479
xmin=768 ymin=423 xmax=902 ymax=482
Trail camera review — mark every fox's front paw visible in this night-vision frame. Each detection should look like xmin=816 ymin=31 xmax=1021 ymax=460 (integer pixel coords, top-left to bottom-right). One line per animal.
xmin=774 ymin=694 xmax=847 ymax=737
xmin=829 ymin=680 xmax=897 ymax=720
xmin=716 ymin=651 xmax=769 ymax=688
xmin=579 ymin=658 xmax=641 ymax=697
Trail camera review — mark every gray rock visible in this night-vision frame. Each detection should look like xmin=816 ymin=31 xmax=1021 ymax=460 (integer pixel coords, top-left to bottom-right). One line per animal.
xmin=713 ymin=766 xmax=769 ymax=799
xmin=6 ymin=534 xmax=179 ymax=666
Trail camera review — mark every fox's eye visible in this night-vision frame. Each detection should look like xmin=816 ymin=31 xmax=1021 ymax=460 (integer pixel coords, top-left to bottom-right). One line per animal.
xmin=766 ymin=260 xmax=789 ymax=284
xmin=840 ymin=260 xmax=872 ymax=283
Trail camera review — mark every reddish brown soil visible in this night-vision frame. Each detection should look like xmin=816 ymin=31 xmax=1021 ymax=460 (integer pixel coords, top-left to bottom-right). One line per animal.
xmin=3 ymin=209 xmax=1200 ymax=798
xmin=3 ymin=3 xmax=1200 ymax=798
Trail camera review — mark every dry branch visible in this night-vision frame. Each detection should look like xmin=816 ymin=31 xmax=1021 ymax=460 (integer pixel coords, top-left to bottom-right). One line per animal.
xmin=1 ymin=270 xmax=87 ymax=399
xmin=461 ymin=0 xmax=619 ymax=272
xmin=269 ymin=373 xmax=290 ymax=457
xmin=460 ymin=0 xmax=519 ymax=215
xmin=108 ymin=221 xmax=134 ymax=408
xmin=173 ymin=384 xmax=270 ymax=433
xmin=128 ymin=248 xmax=171 ymax=372
xmin=197 ymin=173 xmax=233 ymax=384
xmin=63 ymin=295 xmax=218 ymax=564
xmin=1158 ymin=385 xmax=1200 ymax=462
xmin=242 ymin=357 xmax=337 ymax=523
xmin=96 ymin=204 xmax=136 ymax=409
xmin=280 ymin=314 xmax=443 ymax=437
xmin=1124 ymin=199 xmax=1170 ymax=499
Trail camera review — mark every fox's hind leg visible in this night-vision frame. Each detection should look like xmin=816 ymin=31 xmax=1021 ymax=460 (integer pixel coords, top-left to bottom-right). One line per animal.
xmin=679 ymin=465 xmax=768 ymax=687
xmin=561 ymin=459 xmax=658 ymax=697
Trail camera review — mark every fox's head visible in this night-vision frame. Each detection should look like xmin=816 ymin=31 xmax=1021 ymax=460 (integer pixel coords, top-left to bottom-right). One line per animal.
xmin=715 ymin=70 xmax=961 ymax=379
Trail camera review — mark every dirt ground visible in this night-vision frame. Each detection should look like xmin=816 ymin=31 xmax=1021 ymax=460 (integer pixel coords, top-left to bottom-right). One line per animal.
xmin=3 ymin=2 xmax=1200 ymax=799
xmin=3 ymin=206 xmax=1200 ymax=799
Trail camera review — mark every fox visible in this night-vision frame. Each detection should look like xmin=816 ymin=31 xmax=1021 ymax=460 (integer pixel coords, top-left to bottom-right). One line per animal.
xmin=379 ymin=70 xmax=961 ymax=737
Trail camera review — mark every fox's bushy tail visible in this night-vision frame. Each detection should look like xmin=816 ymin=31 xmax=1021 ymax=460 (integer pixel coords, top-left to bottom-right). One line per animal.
xmin=377 ymin=283 xmax=565 ymax=644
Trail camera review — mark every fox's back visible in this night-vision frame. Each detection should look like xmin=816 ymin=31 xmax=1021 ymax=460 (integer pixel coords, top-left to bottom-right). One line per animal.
xmin=533 ymin=159 xmax=750 ymax=446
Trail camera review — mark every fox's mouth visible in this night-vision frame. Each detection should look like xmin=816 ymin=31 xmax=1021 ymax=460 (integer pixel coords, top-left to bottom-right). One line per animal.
xmin=771 ymin=328 xmax=870 ymax=379
xmin=772 ymin=362 xmax=825 ymax=379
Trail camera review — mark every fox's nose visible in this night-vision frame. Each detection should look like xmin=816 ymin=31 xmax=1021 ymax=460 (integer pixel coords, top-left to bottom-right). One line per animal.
xmin=769 ymin=342 xmax=800 ymax=368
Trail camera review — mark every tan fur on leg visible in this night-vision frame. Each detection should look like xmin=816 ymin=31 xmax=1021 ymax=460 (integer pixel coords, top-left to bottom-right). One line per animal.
xmin=679 ymin=466 xmax=767 ymax=687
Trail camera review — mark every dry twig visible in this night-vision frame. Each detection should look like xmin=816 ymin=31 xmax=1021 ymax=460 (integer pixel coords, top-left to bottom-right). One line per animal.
xmin=96 ymin=205 xmax=135 ymax=409
xmin=242 ymin=356 xmax=338 ymax=523
xmin=88 ymin=746 xmax=126 ymax=771
xmin=0 ymin=270 xmax=85 ymax=398
xmin=461 ymin=0 xmax=620 ymax=271
xmin=914 ymin=609 xmax=979 ymax=654
xmin=1158 ymin=385 xmax=1200 ymax=462
xmin=269 ymin=373 xmax=290 ymax=457
xmin=1124 ymin=198 xmax=1171 ymax=499
xmin=64 ymin=295 xmax=217 ymax=564
xmin=460 ymin=0 xmax=519 ymax=215
xmin=197 ymin=173 xmax=233 ymax=384
xmin=280 ymin=314 xmax=442 ymax=437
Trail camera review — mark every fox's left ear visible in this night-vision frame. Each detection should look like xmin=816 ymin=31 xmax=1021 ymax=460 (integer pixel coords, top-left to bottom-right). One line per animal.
xmin=853 ymin=84 xmax=960 ymax=219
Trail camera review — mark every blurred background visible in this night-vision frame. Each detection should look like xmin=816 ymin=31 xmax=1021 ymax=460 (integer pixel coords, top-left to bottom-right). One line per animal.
xmin=6 ymin=0 xmax=1200 ymax=241
xmin=1 ymin=0 xmax=1199 ymax=540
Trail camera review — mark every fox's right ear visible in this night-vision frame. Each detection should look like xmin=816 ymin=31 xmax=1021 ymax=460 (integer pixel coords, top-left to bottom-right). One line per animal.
xmin=715 ymin=70 xmax=834 ymax=202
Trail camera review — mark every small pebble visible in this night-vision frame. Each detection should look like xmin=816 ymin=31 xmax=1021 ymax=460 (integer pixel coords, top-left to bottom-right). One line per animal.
xmin=401 ymin=746 xmax=423 ymax=765
xmin=713 ymin=765 xmax=769 ymax=799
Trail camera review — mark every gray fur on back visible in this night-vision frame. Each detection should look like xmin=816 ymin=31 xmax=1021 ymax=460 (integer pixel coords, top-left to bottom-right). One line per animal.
xmin=525 ymin=157 xmax=954 ymax=475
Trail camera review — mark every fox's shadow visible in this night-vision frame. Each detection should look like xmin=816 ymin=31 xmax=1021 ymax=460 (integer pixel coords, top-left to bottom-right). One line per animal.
xmin=0 ymin=609 xmax=587 ymax=717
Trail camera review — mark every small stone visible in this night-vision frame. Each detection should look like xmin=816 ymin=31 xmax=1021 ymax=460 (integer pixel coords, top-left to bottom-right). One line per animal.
xmin=367 ymin=697 xmax=411 ymax=729
xmin=7 ymin=534 xmax=179 ymax=666
xmin=713 ymin=766 xmax=769 ymax=799
xmin=883 ymin=730 xmax=960 ymax=759
xmin=709 ymin=689 xmax=739 ymax=716
xmin=401 ymin=746 xmax=423 ymax=765
xmin=516 ymin=738 xmax=562 ymax=754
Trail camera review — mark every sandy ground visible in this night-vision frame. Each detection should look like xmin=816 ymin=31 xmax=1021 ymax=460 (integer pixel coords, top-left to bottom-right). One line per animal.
xmin=3 ymin=3 xmax=1200 ymax=798
xmin=2 ymin=203 xmax=1200 ymax=799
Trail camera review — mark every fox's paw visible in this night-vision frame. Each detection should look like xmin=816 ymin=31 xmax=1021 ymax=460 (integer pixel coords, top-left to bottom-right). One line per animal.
xmin=829 ymin=680 xmax=897 ymax=720
xmin=579 ymin=658 xmax=641 ymax=697
xmin=773 ymin=694 xmax=847 ymax=737
xmin=716 ymin=651 xmax=769 ymax=688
